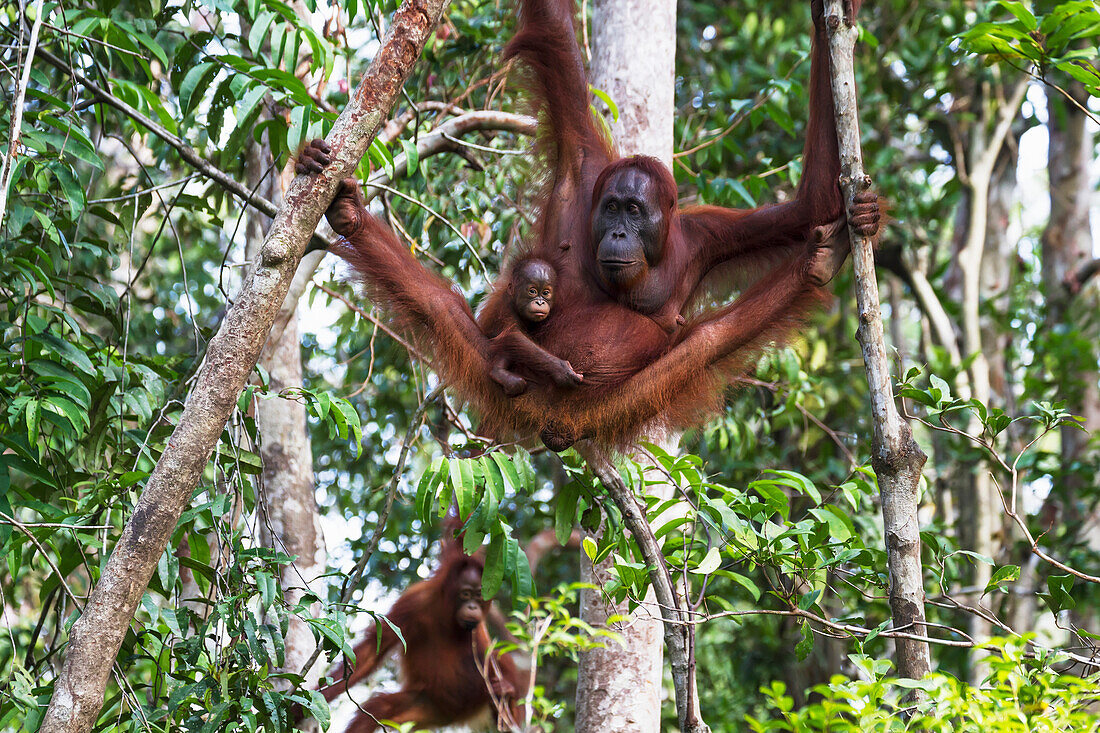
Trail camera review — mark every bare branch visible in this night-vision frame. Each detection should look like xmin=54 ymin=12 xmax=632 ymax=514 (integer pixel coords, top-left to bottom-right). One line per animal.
xmin=825 ymin=0 xmax=931 ymax=680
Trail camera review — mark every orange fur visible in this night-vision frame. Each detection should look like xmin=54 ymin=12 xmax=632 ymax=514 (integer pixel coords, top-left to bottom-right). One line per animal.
xmin=322 ymin=0 xmax=866 ymax=451
xmin=320 ymin=531 xmax=524 ymax=732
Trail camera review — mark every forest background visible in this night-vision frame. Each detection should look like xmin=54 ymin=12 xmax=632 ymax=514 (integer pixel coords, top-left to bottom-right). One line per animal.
xmin=2 ymin=0 xmax=1100 ymax=730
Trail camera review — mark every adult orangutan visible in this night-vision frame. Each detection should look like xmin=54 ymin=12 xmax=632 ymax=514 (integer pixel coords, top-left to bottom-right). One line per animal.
xmin=297 ymin=0 xmax=878 ymax=451
xmin=320 ymin=528 xmax=525 ymax=731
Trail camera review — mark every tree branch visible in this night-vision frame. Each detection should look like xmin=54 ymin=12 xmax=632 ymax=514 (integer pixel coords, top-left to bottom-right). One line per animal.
xmin=263 ymin=108 xmax=537 ymax=348
xmin=0 ymin=0 xmax=46 ymax=231
xmin=577 ymin=444 xmax=709 ymax=733
xmin=824 ymin=0 xmax=931 ymax=680
xmin=1067 ymin=257 xmax=1100 ymax=295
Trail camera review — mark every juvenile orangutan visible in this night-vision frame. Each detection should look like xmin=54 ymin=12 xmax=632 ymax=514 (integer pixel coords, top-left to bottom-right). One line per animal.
xmin=484 ymin=258 xmax=583 ymax=396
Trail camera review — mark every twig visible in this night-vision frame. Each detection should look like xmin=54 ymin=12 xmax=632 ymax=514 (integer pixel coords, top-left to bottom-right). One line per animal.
xmin=297 ymin=385 xmax=444 ymax=680
xmin=33 ymin=45 xmax=333 ymax=251
xmin=0 ymin=0 xmax=46 ymax=231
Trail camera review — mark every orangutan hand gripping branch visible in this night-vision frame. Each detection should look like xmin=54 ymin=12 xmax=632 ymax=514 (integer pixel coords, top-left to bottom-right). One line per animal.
xmin=298 ymin=0 xmax=879 ymax=452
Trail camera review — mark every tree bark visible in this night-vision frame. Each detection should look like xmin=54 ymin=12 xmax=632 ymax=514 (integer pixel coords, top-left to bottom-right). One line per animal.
xmin=38 ymin=2 xmax=448 ymax=730
xmin=576 ymin=0 xmax=681 ymax=731
xmin=243 ymin=124 xmax=328 ymax=696
xmin=950 ymin=77 xmax=1026 ymax=664
xmin=824 ymin=0 xmax=931 ymax=681
xmin=579 ymin=448 xmax=709 ymax=733
xmin=1042 ymin=80 xmax=1098 ymax=643
xmin=256 ymin=305 xmax=327 ymax=690
xmin=1043 ymin=81 xmax=1098 ymax=494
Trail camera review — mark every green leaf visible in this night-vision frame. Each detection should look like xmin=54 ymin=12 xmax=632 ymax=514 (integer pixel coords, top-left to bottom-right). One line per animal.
xmin=249 ymin=11 xmax=277 ymax=55
xmin=750 ymin=479 xmax=790 ymax=520
xmin=290 ymin=690 xmax=330 ymax=730
xmin=287 ymin=103 xmax=309 ymax=153
xmin=401 ymin=138 xmax=419 ymax=172
xmin=416 ymin=457 xmax=446 ymax=523
xmin=722 ymin=571 xmax=761 ymax=602
xmin=798 ymin=589 xmax=822 ymax=611
xmin=25 ymin=400 xmax=40 ymax=444
xmin=995 ymin=1 xmax=1037 ymax=31
xmin=489 ymin=451 xmax=521 ymax=493
xmin=333 ymin=399 xmax=363 ymax=456
xmin=482 ymin=530 xmax=505 ymax=598
xmin=809 ymin=506 xmax=854 ymax=543
xmin=795 ymin=620 xmax=814 ymax=661
xmin=368 ymin=138 xmax=395 ymax=179
xmin=1039 ymin=574 xmax=1075 ymax=613
xmin=508 ymin=533 xmax=534 ymax=600
xmin=929 ymin=373 xmax=951 ymax=402
xmin=984 ymin=564 xmax=1020 ymax=594
xmin=1055 ymin=60 xmax=1100 ymax=87
xmin=768 ymin=470 xmax=821 ymax=504
xmin=179 ymin=62 xmax=219 ymax=116
xmin=692 ymin=546 xmax=721 ymax=575
xmin=554 ymin=481 xmax=581 ymax=545
xmin=42 ymin=395 xmax=89 ymax=432
xmin=450 ymin=458 xmax=476 ymax=519
xmin=480 ymin=455 xmax=505 ymax=502
xmin=589 ymin=86 xmax=619 ymax=121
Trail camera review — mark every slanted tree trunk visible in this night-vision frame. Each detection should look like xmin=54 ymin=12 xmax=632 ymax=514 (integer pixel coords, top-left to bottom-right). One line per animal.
xmin=575 ymin=0 xmax=675 ymax=730
xmin=38 ymin=2 xmax=448 ymax=730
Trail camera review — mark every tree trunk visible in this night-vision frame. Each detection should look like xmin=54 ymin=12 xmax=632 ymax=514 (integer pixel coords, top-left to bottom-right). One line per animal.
xmin=38 ymin=2 xmax=448 ymax=730
xmin=824 ymin=0 xmax=931 ymax=681
xmin=243 ymin=135 xmax=327 ymax=694
xmin=1041 ymin=81 xmax=1098 ymax=644
xmin=575 ymin=0 xmax=676 ymax=731
xmin=1042 ymin=82 xmax=1098 ymax=496
xmin=256 ymin=306 xmax=327 ymax=689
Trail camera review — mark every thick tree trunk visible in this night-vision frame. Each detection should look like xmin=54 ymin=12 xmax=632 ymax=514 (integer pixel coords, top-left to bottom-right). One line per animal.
xmin=38 ymin=3 xmax=448 ymax=730
xmin=824 ymin=0 xmax=931 ymax=681
xmin=576 ymin=0 xmax=676 ymax=731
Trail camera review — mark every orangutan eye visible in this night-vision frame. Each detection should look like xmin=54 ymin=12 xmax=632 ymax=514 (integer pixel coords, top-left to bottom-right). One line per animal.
xmin=628 ymin=203 xmax=640 ymax=215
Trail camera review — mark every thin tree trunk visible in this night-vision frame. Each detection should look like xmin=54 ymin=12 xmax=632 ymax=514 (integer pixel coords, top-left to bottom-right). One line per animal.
xmin=953 ymin=78 xmax=1026 ymax=665
xmin=243 ymin=129 xmax=327 ymax=695
xmin=577 ymin=0 xmax=680 ymax=730
xmin=38 ymin=3 xmax=448 ymax=730
xmin=824 ymin=0 xmax=931 ymax=681
xmin=256 ymin=306 xmax=327 ymax=689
